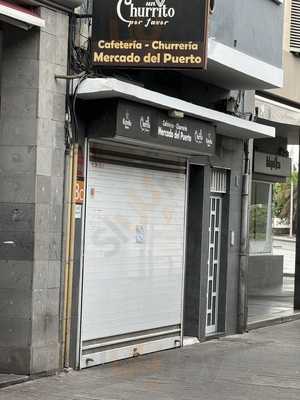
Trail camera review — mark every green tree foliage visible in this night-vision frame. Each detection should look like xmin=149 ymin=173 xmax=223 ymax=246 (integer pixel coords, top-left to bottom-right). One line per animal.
xmin=273 ymin=171 xmax=298 ymax=233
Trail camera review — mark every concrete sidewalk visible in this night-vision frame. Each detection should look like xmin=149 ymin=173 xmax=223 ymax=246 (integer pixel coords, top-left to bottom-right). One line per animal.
xmin=1 ymin=320 xmax=300 ymax=400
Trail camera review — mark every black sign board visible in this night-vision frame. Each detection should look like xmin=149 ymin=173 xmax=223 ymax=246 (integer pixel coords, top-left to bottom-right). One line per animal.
xmin=84 ymin=100 xmax=214 ymax=156
xmin=116 ymin=101 xmax=215 ymax=155
xmin=92 ymin=0 xmax=209 ymax=69
xmin=253 ymin=152 xmax=291 ymax=178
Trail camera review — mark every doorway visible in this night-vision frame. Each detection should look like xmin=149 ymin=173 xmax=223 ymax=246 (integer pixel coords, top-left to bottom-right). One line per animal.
xmin=206 ymin=195 xmax=223 ymax=334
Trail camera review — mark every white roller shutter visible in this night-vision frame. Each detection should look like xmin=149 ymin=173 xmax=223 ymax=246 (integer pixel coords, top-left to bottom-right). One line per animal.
xmin=80 ymin=151 xmax=186 ymax=368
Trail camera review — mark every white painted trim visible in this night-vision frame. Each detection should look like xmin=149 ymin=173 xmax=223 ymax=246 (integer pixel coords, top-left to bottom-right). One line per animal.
xmin=255 ymin=95 xmax=300 ymax=128
xmin=208 ymin=39 xmax=284 ymax=89
xmin=256 ymin=95 xmax=300 ymax=114
xmin=80 ymin=336 xmax=181 ymax=369
xmin=0 ymin=2 xmax=45 ymax=28
xmin=77 ymin=77 xmax=275 ymax=139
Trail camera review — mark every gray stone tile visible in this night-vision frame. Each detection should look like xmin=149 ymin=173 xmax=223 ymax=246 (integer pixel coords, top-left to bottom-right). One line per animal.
xmin=51 ymin=148 xmax=65 ymax=178
xmin=53 ymin=121 xmax=65 ymax=149
xmin=31 ymin=313 xmax=59 ymax=347
xmin=55 ymin=38 xmax=68 ymax=67
xmin=45 ymin=314 xmax=60 ymax=344
xmin=34 ymin=233 xmax=50 ymax=261
xmin=1 ymin=88 xmax=38 ymax=119
xmin=47 ymin=261 xmax=61 ymax=289
xmin=0 ymin=231 xmax=34 ymax=261
xmin=0 ymin=260 xmax=32 ymax=289
xmin=39 ymin=61 xmax=56 ymax=92
xmin=0 ymin=346 xmax=30 ymax=375
xmin=39 ymin=32 xmax=56 ymax=64
xmin=0 ymin=204 xmax=35 ymax=232
xmin=52 ymin=94 xmax=66 ymax=122
xmin=36 ymin=147 xmax=52 ymax=177
xmin=0 ymin=289 xmax=32 ymax=318
xmin=0 ymin=175 xmax=35 ymax=203
xmin=55 ymin=11 xmax=69 ymax=39
xmin=0 ymin=318 xmax=31 ymax=347
xmin=46 ymin=288 xmax=60 ymax=317
xmin=36 ymin=175 xmax=51 ymax=204
xmin=37 ymin=118 xmax=55 ymax=148
xmin=54 ymin=65 xmax=67 ymax=95
xmin=0 ymin=146 xmax=36 ymax=176
xmin=32 ymin=289 xmax=47 ymax=318
xmin=31 ymin=316 xmax=48 ymax=348
xmin=49 ymin=233 xmax=62 ymax=261
xmin=35 ymin=204 xmax=50 ymax=233
xmin=31 ymin=343 xmax=60 ymax=374
xmin=51 ymin=177 xmax=64 ymax=206
xmin=47 ymin=343 xmax=60 ymax=371
xmin=0 ymin=117 xmax=37 ymax=146
xmin=2 ymin=59 xmax=39 ymax=90
xmin=49 ymin=205 xmax=63 ymax=233
xmin=33 ymin=261 xmax=49 ymax=290
xmin=40 ymin=7 xmax=58 ymax=36
xmin=37 ymin=89 xmax=54 ymax=120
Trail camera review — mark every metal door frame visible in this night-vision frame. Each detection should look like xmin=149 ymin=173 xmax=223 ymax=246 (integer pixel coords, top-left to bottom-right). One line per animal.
xmin=206 ymin=194 xmax=223 ymax=335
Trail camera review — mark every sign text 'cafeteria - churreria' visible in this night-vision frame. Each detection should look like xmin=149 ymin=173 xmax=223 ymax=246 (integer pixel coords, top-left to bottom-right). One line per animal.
xmin=92 ymin=0 xmax=209 ymax=69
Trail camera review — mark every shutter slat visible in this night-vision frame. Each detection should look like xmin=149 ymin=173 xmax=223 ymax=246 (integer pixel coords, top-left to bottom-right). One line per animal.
xmin=290 ymin=0 xmax=300 ymax=52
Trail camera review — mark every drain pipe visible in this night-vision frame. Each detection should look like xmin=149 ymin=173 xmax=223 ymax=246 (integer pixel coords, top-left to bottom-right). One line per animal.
xmin=63 ymin=143 xmax=79 ymax=368
xmin=62 ymin=146 xmax=73 ymax=368
xmin=238 ymin=139 xmax=253 ymax=333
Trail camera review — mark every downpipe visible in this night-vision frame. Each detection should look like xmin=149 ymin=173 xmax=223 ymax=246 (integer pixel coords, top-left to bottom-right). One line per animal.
xmin=238 ymin=139 xmax=253 ymax=333
xmin=63 ymin=143 xmax=78 ymax=368
xmin=61 ymin=146 xmax=73 ymax=368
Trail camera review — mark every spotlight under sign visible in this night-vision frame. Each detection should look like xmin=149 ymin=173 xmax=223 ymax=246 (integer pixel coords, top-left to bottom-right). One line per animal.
xmin=92 ymin=0 xmax=209 ymax=69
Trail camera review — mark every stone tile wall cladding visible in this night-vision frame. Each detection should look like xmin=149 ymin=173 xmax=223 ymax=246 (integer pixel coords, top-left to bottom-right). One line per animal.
xmin=0 ymin=8 xmax=68 ymax=374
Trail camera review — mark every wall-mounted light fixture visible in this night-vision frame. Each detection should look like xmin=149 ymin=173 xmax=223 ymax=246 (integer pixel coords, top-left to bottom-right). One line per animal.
xmin=168 ymin=110 xmax=185 ymax=119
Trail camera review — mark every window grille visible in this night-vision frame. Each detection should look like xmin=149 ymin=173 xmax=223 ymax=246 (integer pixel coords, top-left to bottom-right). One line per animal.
xmin=210 ymin=169 xmax=227 ymax=194
xmin=290 ymin=0 xmax=300 ymax=53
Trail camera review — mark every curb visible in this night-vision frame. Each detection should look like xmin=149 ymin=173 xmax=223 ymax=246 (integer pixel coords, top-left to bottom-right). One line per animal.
xmin=0 ymin=375 xmax=29 ymax=390
xmin=247 ymin=312 xmax=300 ymax=331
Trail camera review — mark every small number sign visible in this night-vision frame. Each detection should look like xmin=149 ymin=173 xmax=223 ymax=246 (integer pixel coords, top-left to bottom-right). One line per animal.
xmin=75 ymin=180 xmax=84 ymax=204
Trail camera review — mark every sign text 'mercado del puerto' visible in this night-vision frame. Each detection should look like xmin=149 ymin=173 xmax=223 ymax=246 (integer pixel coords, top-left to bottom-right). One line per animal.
xmin=92 ymin=0 xmax=209 ymax=69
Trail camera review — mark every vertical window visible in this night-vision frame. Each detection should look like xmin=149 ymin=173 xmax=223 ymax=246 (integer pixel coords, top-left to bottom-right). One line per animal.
xmin=250 ymin=182 xmax=273 ymax=254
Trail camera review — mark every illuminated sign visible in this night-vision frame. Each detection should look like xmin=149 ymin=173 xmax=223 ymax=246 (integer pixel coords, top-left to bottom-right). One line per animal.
xmin=92 ymin=0 xmax=209 ymax=69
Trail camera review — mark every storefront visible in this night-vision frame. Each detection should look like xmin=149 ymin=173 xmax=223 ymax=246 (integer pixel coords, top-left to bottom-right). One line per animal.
xmin=249 ymin=148 xmax=292 ymax=291
xmin=248 ymin=146 xmax=292 ymax=324
xmin=69 ymin=78 xmax=275 ymax=369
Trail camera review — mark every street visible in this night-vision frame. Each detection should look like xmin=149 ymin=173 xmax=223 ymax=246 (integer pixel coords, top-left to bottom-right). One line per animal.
xmin=1 ymin=320 xmax=300 ymax=400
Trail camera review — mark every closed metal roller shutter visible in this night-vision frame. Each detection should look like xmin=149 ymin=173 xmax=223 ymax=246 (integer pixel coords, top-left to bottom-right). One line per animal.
xmin=80 ymin=149 xmax=186 ymax=368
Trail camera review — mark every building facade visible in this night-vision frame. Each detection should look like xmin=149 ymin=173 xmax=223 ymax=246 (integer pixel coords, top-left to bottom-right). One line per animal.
xmin=67 ymin=0 xmax=284 ymax=369
xmin=253 ymin=0 xmax=300 ymax=316
xmin=0 ymin=0 xmax=80 ymax=375
xmin=0 ymin=0 xmax=284 ymax=375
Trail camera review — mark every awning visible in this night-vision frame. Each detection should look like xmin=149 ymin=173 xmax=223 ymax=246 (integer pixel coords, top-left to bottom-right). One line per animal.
xmin=77 ymin=78 xmax=275 ymax=140
xmin=185 ymin=39 xmax=284 ymax=91
xmin=0 ymin=0 xmax=45 ymax=30
xmin=255 ymin=95 xmax=300 ymax=145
